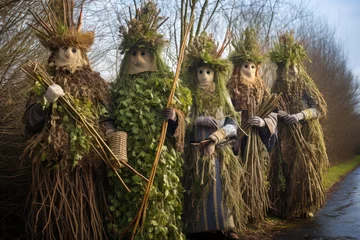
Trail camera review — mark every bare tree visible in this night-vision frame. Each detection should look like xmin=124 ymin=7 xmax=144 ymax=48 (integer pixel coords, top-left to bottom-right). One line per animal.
xmin=297 ymin=17 xmax=360 ymax=163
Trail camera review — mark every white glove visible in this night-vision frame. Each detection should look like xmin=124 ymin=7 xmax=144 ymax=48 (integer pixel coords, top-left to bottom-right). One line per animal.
xmin=248 ymin=116 xmax=266 ymax=128
xmin=284 ymin=112 xmax=304 ymax=124
xmin=44 ymin=84 xmax=65 ymax=102
xmin=278 ymin=110 xmax=288 ymax=118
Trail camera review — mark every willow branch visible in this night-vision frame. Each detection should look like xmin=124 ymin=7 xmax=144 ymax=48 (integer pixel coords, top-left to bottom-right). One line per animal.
xmin=127 ymin=17 xmax=195 ymax=240
xmin=194 ymin=0 xmax=208 ymax=37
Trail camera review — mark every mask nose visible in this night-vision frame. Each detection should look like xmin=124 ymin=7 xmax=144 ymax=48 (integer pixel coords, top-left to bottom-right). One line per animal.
xmin=242 ymin=67 xmax=251 ymax=78
xmin=289 ymin=65 xmax=298 ymax=75
xmin=134 ymin=55 xmax=146 ymax=66
xmin=64 ymin=49 xmax=71 ymax=59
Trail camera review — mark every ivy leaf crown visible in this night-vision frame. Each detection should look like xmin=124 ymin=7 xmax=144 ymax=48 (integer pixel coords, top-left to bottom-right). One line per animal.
xmin=119 ymin=1 xmax=168 ymax=54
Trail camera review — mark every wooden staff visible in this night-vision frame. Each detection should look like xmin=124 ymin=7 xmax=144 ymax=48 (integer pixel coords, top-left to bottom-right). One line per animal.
xmin=121 ymin=17 xmax=194 ymax=240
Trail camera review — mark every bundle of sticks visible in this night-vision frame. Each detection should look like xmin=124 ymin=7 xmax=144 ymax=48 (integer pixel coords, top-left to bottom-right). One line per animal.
xmin=238 ymin=93 xmax=281 ymax=222
xmin=278 ymin=97 xmax=325 ymax=217
xmin=21 ymin=61 xmax=148 ymax=192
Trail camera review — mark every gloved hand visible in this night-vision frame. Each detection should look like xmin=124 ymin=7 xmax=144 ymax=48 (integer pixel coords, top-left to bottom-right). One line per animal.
xmin=104 ymin=120 xmax=116 ymax=137
xmin=248 ymin=116 xmax=265 ymax=128
xmin=208 ymin=129 xmax=226 ymax=144
xmin=162 ymin=108 xmax=177 ymax=121
xmin=195 ymin=116 xmax=218 ymax=128
xmin=44 ymin=84 xmax=65 ymax=102
xmin=284 ymin=112 xmax=304 ymax=124
xmin=204 ymin=142 xmax=215 ymax=156
xmin=106 ymin=129 xmax=115 ymax=137
xmin=278 ymin=110 xmax=288 ymax=118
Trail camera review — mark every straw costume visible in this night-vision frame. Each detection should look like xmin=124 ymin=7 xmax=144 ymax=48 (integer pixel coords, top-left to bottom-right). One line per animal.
xmin=183 ymin=32 xmax=246 ymax=239
xmin=22 ymin=1 xmax=113 ymax=239
xmin=227 ymin=28 xmax=277 ymax=222
xmin=109 ymin=2 xmax=191 ymax=239
xmin=268 ymin=32 xmax=328 ymax=218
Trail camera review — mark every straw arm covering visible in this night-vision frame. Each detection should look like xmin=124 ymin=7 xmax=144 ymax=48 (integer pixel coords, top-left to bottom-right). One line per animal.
xmin=299 ymin=91 xmax=321 ymax=121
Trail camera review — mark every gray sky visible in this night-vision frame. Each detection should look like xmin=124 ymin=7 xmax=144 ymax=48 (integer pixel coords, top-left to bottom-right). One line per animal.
xmin=314 ymin=0 xmax=360 ymax=78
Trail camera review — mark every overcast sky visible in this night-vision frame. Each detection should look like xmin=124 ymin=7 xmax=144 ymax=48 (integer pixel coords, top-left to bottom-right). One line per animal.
xmin=313 ymin=0 xmax=360 ymax=78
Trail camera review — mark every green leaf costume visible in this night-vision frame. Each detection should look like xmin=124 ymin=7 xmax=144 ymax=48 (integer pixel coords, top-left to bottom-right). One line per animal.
xmin=109 ymin=2 xmax=191 ymax=239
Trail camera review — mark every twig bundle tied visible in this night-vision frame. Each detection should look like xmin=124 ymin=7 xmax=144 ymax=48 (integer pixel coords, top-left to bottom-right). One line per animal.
xmin=236 ymin=93 xmax=281 ymax=222
xmin=238 ymin=94 xmax=282 ymax=139
xmin=28 ymin=0 xmax=94 ymax=52
xmin=22 ymin=61 xmax=148 ymax=192
xmin=278 ymin=97 xmax=325 ymax=216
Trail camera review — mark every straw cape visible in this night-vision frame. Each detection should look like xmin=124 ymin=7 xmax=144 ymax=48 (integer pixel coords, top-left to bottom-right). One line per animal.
xmin=227 ymin=27 xmax=278 ymax=223
xmin=22 ymin=1 xmax=113 ymax=239
xmin=182 ymin=31 xmax=247 ymax=234
xmin=110 ymin=2 xmax=191 ymax=239
xmin=268 ymin=32 xmax=329 ymax=218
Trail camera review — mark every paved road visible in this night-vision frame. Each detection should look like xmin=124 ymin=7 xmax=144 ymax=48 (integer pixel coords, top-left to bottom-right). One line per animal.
xmin=274 ymin=166 xmax=360 ymax=240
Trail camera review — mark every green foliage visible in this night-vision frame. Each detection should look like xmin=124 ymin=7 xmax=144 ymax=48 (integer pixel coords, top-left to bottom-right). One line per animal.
xmin=59 ymin=97 xmax=95 ymax=167
xmin=183 ymin=32 xmax=232 ymax=74
xmin=119 ymin=2 xmax=167 ymax=54
xmin=30 ymin=80 xmax=101 ymax=168
xmin=109 ymin=71 xmax=191 ymax=239
xmin=229 ymin=27 xmax=264 ymax=66
xmin=269 ymin=31 xmax=309 ymax=66
xmin=31 ymin=80 xmax=50 ymax=108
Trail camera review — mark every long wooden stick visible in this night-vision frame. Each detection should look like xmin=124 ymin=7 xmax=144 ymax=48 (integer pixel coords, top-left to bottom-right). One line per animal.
xmin=123 ymin=17 xmax=194 ymax=240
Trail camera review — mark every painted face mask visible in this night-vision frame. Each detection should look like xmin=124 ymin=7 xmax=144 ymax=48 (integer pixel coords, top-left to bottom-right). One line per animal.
xmin=240 ymin=61 xmax=257 ymax=83
xmin=54 ymin=46 xmax=86 ymax=70
xmin=197 ymin=66 xmax=215 ymax=90
xmin=128 ymin=48 xmax=157 ymax=74
xmin=287 ymin=63 xmax=299 ymax=77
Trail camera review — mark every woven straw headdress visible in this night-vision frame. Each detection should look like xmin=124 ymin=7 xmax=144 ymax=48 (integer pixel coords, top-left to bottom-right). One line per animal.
xmin=29 ymin=0 xmax=94 ymax=52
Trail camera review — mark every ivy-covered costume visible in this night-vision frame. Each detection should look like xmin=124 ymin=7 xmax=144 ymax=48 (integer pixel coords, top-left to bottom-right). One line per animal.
xmin=183 ymin=32 xmax=246 ymax=237
xmin=268 ymin=32 xmax=328 ymax=218
xmin=227 ymin=28 xmax=277 ymax=222
xmin=23 ymin=1 xmax=113 ymax=239
xmin=109 ymin=2 xmax=191 ymax=239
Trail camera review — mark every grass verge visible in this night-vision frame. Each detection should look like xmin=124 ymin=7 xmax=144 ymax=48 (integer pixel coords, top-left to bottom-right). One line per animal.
xmin=243 ymin=155 xmax=360 ymax=239
xmin=323 ymin=155 xmax=360 ymax=191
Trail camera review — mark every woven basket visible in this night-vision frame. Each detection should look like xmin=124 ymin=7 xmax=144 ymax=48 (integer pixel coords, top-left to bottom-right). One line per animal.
xmin=109 ymin=131 xmax=127 ymax=167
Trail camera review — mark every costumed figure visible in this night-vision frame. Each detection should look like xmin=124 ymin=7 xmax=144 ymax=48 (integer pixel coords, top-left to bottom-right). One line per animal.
xmin=110 ymin=2 xmax=191 ymax=239
xmin=268 ymin=32 xmax=328 ymax=218
xmin=183 ymin=32 xmax=246 ymax=240
xmin=23 ymin=1 xmax=114 ymax=239
xmin=227 ymin=28 xmax=277 ymax=222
